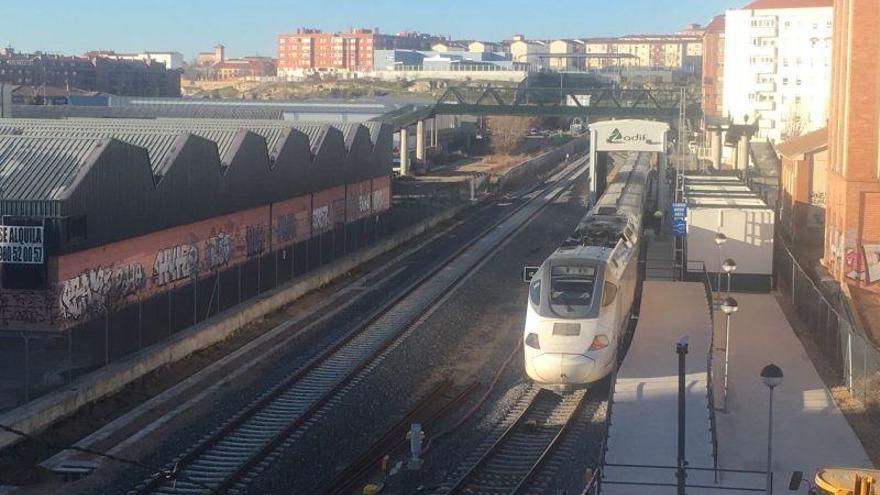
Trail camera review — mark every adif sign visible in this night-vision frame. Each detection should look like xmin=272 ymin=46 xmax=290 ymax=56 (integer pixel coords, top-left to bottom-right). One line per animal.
xmin=590 ymin=119 xmax=668 ymax=152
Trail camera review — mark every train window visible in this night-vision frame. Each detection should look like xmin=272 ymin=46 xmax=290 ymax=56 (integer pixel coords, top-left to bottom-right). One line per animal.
xmin=529 ymin=278 xmax=541 ymax=306
xmin=550 ymin=265 xmax=595 ymax=313
xmin=602 ymin=282 xmax=618 ymax=307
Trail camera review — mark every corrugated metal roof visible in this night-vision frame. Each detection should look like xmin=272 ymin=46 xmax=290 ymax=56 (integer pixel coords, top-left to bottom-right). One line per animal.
xmin=0 ymin=136 xmax=102 ymax=201
xmin=0 ymin=118 xmax=379 ymax=168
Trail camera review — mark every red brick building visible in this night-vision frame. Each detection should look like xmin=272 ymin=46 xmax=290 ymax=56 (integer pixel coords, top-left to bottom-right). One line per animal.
xmin=213 ymin=56 xmax=277 ymax=80
xmin=701 ymin=15 xmax=725 ymax=118
xmin=823 ymin=0 xmax=880 ymax=289
xmin=277 ymin=28 xmax=436 ymax=73
xmin=776 ymin=127 xmax=828 ymax=246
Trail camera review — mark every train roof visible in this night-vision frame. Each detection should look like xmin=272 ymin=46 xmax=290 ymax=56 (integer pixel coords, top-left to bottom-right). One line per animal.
xmin=548 ymin=244 xmax=613 ymax=263
xmin=563 ymin=152 xmax=648 ymax=250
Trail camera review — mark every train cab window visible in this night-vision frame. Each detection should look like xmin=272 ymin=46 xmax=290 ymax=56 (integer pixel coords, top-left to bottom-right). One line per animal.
xmin=529 ymin=278 xmax=541 ymax=306
xmin=549 ymin=265 xmax=596 ymax=315
xmin=602 ymin=282 xmax=618 ymax=307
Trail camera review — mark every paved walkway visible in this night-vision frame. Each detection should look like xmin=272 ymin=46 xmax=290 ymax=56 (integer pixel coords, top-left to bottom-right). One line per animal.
xmin=602 ymin=281 xmax=715 ymax=494
xmin=713 ymin=292 xmax=873 ymax=493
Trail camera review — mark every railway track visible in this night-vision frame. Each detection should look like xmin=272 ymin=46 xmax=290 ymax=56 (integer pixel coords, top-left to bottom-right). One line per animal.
xmin=130 ymin=159 xmax=587 ymax=495
xmin=320 ymin=380 xmax=478 ymax=495
xmin=443 ymin=388 xmax=588 ymax=495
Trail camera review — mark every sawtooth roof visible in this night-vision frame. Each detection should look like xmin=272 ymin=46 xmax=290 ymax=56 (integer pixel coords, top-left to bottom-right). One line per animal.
xmin=0 ymin=118 xmax=392 ymax=251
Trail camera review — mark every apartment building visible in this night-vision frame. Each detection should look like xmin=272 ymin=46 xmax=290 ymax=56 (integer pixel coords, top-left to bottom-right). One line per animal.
xmin=722 ymin=0 xmax=833 ymax=143
xmin=277 ymin=28 xmax=437 ymax=75
xmin=0 ymin=50 xmax=180 ymax=97
xmin=702 ymin=15 xmax=726 ymax=118
xmin=213 ymin=56 xmax=277 ymax=80
xmin=86 ymin=50 xmax=184 ymax=70
xmin=823 ymin=0 xmax=880 ymax=290
xmin=549 ymin=39 xmax=585 ymax=71
xmin=582 ymin=34 xmax=703 ymax=71
xmin=509 ymin=35 xmax=549 ymax=69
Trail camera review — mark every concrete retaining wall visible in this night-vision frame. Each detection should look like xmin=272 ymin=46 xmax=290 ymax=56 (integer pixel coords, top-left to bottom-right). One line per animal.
xmin=497 ymin=137 xmax=587 ymax=193
xmin=0 ymin=203 xmax=469 ymax=450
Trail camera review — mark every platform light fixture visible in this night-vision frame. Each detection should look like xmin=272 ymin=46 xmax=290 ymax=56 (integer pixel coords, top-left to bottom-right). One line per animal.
xmin=719 ymin=297 xmax=738 ymax=411
xmin=714 ymin=233 xmax=727 ymax=295
xmin=722 ymin=258 xmax=737 ymax=296
xmin=761 ymin=364 xmax=784 ymax=495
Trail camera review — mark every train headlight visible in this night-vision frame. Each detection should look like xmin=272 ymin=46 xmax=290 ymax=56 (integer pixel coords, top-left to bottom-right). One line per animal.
xmin=589 ymin=335 xmax=609 ymax=351
xmin=525 ymin=333 xmax=541 ymax=350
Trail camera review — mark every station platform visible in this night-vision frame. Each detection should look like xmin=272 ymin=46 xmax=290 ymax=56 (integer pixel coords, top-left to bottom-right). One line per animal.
xmin=711 ymin=293 xmax=872 ymax=493
xmin=602 ymin=281 xmax=716 ymax=494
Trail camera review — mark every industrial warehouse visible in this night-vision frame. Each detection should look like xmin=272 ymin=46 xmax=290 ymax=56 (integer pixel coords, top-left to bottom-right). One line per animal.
xmin=0 ymin=118 xmax=392 ymax=362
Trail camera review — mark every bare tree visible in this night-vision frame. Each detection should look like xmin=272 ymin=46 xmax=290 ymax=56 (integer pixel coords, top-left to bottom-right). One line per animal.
xmin=486 ymin=116 xmax=538 ymax=155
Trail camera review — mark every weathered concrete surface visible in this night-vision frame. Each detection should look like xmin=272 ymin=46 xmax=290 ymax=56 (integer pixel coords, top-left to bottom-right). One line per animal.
xmin=603 ymin=281 xmax=715 ymax=494
xmin=713 ymin=293 xmax=872 ymax=493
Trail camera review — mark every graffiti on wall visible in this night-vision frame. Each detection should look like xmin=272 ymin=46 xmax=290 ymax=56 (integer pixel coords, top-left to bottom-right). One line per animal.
xmin=372 ymin=190 xmax=386 ymax=211
xmin=312 ymin=205 xmax=331 ymax=233
xmin=1 ymin=290 xmax=54 ymax=326
xmin=59 ymin=263 xmax=146 ymax=320
xmin=275 ymin=214 xmax=296 ymax=243
xmin=358 ymin=194 xmax=371 ymax=214
xmin=245 ymin=225 xmax=266 ymax=257
xmin=153 ymin=243 xmax=199 ymax=286
xmin=204 ymin=233 xmax=234 ymax=270
xmin=864 ymin=244 xmax=880 ymax=286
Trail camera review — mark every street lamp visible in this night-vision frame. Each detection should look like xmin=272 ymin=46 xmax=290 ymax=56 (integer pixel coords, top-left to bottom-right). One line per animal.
xmin=720 ymin=297 xmax=739 ymax=411
xmin=762 ymin=364 xmax=784 ymax=495
xmin=722 ymin=258 xmax=738 ymax=296
xmin=714 ymin=233 xmax=728 ymax=294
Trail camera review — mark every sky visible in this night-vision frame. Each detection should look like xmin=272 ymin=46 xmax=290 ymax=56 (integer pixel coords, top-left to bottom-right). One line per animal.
xmin=0 ymin=0 xmax=744 ymax=60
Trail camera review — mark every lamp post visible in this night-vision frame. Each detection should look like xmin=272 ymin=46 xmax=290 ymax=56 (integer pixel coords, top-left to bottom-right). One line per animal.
xmin=714 ymin=233 xmax=728 ymax=294
xmin=720 ymin=297 xmax=739 ymax=411
xmin=722 ymin=258 xmax=738 ymax=297
xmin=676 ymin=336 xmax=690 ymax=495
xmin=761 ymin=364 xmax=784 ymax=495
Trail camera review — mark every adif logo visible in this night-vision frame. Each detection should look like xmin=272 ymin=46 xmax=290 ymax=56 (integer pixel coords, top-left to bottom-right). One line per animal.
xmin=607 ymin=128 xmax=649 ymax=145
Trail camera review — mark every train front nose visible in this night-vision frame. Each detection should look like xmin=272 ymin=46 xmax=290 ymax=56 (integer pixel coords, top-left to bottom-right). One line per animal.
xmin=530 ymin=353 xmax=596 ymax=384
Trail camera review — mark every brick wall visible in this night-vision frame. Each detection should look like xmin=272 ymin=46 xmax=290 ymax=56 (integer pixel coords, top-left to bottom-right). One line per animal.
xmin=823 ymin=0 xmax=880 ymax=290
xmin=1 ymin=175 xmax=393 ymax=332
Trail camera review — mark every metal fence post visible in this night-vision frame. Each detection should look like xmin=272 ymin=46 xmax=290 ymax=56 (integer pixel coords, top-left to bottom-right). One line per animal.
xmin=168 ymin=289 xmax=172 ymax=337
xmin=22 ymin=332 xmax=30 ymax=404
xmin=237 ymin=263 xmax=242 ymax=305
xmin=790 ymin=251 xmax=796 ymax=305
xmin=864 ymin=339 xmax=869 ymax=406
xmin=193 ymin=272 xmax=198 ymax=325
xmin=847 ymin=330 xmax=854 ymax=395
xmin=67 ymin=329 xmax=73 ymax=385
xmin=138 ymin=297 xmax=143 ymax=350
xmin=105 ymin=310 xmax=110 ymax=365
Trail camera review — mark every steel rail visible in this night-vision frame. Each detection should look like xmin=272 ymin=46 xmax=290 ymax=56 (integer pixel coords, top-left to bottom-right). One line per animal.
xmin=446 ymin=388 xmax=587 ymax=495
xmin=134 ymin=160 xmax=587 ymax=495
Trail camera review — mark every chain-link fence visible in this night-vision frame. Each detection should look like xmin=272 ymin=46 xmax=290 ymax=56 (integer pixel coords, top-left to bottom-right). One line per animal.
xmin=775 ymin=239 xmax=880 ymax=408
xmin=0 ymin=181 xmax=474 ymax=412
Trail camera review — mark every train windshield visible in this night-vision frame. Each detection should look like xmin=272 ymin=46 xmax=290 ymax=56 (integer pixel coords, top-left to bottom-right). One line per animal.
xmin=549 ymin=265 xmax=596 ymax=316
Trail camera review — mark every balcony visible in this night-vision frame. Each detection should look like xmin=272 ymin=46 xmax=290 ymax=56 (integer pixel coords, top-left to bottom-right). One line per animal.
xmin=751 ymin=26 xmax=779 ymax=38
xmin=751 ymin=61 xmax=778 ymax=74
xmin=751 ymin=45 xmax=778 ymax=59
xmin=750 ymin=16 xmax=779 ymax=38
xmin=754 ymin=81 xmax=777 ymax=92
xmin=753 ymin=100 xmax=776 ymax=111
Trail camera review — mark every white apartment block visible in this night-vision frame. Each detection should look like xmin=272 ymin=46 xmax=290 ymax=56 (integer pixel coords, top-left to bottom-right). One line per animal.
xmin=723 ymin=0 xmax=833 ymax=143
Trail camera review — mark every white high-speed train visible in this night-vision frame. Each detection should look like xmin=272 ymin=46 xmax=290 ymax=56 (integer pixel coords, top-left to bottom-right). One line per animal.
xmin=523 ymin=152 xmax=651 ymax=390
